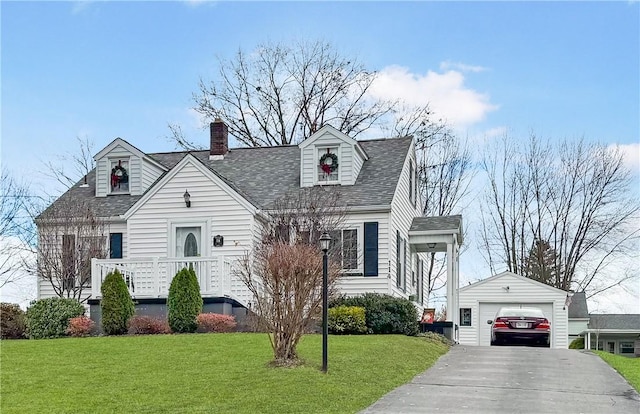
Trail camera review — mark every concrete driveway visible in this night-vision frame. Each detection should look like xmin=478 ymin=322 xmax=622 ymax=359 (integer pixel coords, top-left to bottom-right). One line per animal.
xmin=360 ymin=345 xmax=640 ymax=414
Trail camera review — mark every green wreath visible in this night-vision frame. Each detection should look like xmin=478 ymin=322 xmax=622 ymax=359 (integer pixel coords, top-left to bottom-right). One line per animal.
xmin=111 ymin=164 xmax=129 ymax=189
xmin=319 ymin=153 xmax=339 ymax=174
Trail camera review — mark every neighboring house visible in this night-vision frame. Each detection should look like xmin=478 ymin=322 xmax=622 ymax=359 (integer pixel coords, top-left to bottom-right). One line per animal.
xmin=36 ymin=121 xmax=463 ymax=334
xmin=458 ymin=271 xmax=569 ymax=348
xmin=568 ymin=292 xmax=590 ymax=342
xmin=581 ymin=314 xmax=640 ymax=357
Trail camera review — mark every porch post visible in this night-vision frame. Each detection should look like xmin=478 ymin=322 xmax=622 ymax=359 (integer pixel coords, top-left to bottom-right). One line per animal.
xmin=91 ymin=258 xmax=99 ymax=298
xmin=586 ymin=331 xmax=590 ymax=350
xmin=152 ymin=257 xmax=159 ymax=295
xmin=446 ymin=241 xmax=454 ymax=323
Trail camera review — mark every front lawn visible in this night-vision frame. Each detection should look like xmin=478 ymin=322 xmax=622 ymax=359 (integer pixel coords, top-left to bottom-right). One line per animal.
xmin=595 ymin=351 xmax=640 ymax=392
xmin=1 ymin=333 xmax=448 ymax=413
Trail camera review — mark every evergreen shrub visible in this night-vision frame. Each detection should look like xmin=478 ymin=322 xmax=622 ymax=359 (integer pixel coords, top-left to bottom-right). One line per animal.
xmin=1 ymin=302 xmax=26 ymax=339
xmin=25 ymin=298 xmax=85 ymax=339
xmin=569 ymin=337 xmax=585 ymax=349
xmin=167 ymin=267 xmax=203 ymax=333
xmin=196 ymin=313 xmax=237 ymax=333
xmin=328 ymin=305 xmax=367 ymax=334
xmin=330 ymin=293 xmax=419 ymax=336
xmin=101 ymin=269 xmax=135 ymax=335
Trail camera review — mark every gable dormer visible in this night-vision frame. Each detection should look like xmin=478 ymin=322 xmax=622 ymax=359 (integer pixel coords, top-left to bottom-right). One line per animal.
xmin=298 ymin=125 xmax=368 ymax=187
xmin=93 ymin=138 xmax=167 ymax=197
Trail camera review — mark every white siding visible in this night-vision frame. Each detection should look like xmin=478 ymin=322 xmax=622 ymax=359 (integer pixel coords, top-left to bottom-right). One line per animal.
xmin=129 ymin=155 xmax=142 ymax=195
xmin=141 ymin=157 xmax=165 ymax=192
xmin=95 ymin=158 xmax=109 ymax=197
xmin=300 ymin=130 xmax=366 ymax=187
xmin=458 ymin=273 xmax=569 ymax=348
xmin=127 ymin=162 xmax=255 ymax=264
xmin=95 ymin=144 xmax=140 ymax=196
xmin=389 ymin=143 xmax=421 ymax=301
xmin=300 ymin=145 xmax=316 ymax=187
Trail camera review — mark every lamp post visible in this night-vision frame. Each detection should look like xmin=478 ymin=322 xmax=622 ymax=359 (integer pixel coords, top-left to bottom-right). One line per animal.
xmin=319 ymin=231 xmax=331 ymax=373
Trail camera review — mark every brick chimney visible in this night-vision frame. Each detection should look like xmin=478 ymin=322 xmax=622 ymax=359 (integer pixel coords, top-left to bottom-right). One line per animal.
xmin=210 ymin=118 xmax=228 ymax=160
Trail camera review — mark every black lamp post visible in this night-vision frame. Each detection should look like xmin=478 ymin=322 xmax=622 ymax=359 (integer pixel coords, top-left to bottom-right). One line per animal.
xmin=319 ymin=231 xmax=331 ymax=373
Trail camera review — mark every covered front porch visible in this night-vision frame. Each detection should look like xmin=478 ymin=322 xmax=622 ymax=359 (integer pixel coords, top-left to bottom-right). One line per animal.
xmin=408 ymin=215 xmax=463 ymax=342
xmin=90 ymin=256 xmax=254 ymax=307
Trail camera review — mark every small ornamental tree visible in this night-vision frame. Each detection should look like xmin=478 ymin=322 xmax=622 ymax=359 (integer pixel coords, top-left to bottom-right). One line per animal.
xmin=167 ymin=267 xmax=202 ymax=333
xmin=101 ymin=269 xmax=135 ymax=335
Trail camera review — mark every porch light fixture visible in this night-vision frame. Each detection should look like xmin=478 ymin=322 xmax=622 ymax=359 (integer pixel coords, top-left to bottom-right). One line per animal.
xmin=319 ymin=231 xmax=331 ymax=373
xmin=183 ymin=190 xmax=191 ymax=208
xmin=427 ymin=243 xmax=436 ymax=249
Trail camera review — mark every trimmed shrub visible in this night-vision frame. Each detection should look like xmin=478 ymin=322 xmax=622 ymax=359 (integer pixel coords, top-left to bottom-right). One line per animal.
xmin=101 ymin=269 xmax=135 ymax=335
xmin=1 ymin=302 xmax=26 ymax=339
xmin=127 ymin=315 xmax=171 ymax=335
xmin=196 ymin=313 xmax=237 ymax=333
xmin=168 ymin=267 xmax=203 ymax=333
xmin=417 ymin=331 xmax=453 ymax=346
xmin=569 ymin=337 xmax=585 ymax=349
xmin=328 ymin=305 xmax=367 ymax=335
xmin=330 ymin=293 xmax=419 ymax=336
xmin=25 ymin=298 xmax=85 ymax=339
xmin=66 ymin=316 xmax=95 ymax=337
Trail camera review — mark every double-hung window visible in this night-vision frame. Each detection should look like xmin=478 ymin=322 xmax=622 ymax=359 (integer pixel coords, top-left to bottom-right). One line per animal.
xmin=330 ymin=229 xmax=358 ymax=271
xmin=317 ymin=147 xmax=339 ymax=183
xmin=109 ymin=158 xmax=130 ymax=194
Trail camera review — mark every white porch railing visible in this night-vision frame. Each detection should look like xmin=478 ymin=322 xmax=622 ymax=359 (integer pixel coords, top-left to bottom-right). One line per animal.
xmin=90 ymin=256 xmax=254 ymax=307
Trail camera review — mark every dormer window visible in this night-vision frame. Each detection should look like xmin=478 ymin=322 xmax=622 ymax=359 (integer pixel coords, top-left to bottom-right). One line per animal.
xmin=317 ymin=147 xmax=339 ymax=183
xmin=110 ymin=159 xmax=130 ymax=194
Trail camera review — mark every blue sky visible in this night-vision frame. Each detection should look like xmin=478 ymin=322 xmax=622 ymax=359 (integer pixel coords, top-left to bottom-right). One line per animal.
xmin=2 ymin=1 xmax=639 ymax=310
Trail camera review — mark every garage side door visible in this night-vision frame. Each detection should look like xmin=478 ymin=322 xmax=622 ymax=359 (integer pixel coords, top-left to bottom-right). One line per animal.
xmin=479 ymin=302 xmax=554 ymax=346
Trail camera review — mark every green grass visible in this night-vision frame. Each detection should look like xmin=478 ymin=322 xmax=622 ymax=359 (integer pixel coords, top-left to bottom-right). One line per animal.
xmin=595 ymin=351 xmax=640 ymax=392
xmin=1 ymin=333 xmax=448 ymax=413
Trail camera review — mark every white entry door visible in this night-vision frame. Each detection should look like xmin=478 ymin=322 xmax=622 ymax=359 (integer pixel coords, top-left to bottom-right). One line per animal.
xmin=176 ymin=226 xmax=201 ymax=258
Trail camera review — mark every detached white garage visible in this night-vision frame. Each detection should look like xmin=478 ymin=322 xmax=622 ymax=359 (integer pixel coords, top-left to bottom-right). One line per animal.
xmin=458 ymin=272 xmax=569 ymax=348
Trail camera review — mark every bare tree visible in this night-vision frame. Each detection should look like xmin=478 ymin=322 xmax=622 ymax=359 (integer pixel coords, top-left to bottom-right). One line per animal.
xmin=413 ymin=122 xmax=473 ymax=303
xmin=0 ymin=169 xmax=45 ymax=293
xmin=186 ymin=40 xmax=396 ymax=148
xmin=35 ymin=196 xmax=107 ymax=302
xmin=42 ymin=136 xmax=95 ymax=190
xmin=234 ymin=187 xmax=346 ymax=365
xmin=479 ymin=134 xmax=639 ymax=298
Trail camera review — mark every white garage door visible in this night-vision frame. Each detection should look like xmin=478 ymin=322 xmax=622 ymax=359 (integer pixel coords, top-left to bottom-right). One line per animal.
xmin=479 ymin=302 xmax=554 ymax=347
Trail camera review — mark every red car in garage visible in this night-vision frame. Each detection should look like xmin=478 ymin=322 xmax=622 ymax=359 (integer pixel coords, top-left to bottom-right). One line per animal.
xmin=487 ymin=307 xmax=550 ymax=347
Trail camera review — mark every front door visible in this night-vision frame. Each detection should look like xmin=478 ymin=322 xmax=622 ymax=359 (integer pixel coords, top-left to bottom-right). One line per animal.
xmin=607 ymin=341 xmax=615 ymax=354
xmin=176 ymin=226 xmax=201 ymax=258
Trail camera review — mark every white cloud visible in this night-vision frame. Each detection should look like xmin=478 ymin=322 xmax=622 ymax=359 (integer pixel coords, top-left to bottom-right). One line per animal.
xmin=439 ymin=61 xmax=488 ymax=73
xmin=609 ymin=142 xmax=640 ymax=174
xmin=369 ymin=65 xmax=498 ymax=129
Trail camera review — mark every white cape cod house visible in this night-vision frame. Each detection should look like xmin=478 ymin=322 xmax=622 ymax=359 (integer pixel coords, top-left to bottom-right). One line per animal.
xmin=36 ymin=121 xmax=462 ymax=334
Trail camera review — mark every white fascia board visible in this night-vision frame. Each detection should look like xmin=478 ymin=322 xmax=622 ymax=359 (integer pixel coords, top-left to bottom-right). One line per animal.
xmin=94 ymin=138 xmax=146 ymax=161
xmin=123 ymin=154 xmax=257 ymax=220
xmin=262 ymin=204 xmax=390 ymax=215
xmin=459 ymin=271 xmax=569 ymax=295
xmin=298 ymin=125 xmax=357 ymax=149
xmin=579 ymin=329 xmax=640 ymax=335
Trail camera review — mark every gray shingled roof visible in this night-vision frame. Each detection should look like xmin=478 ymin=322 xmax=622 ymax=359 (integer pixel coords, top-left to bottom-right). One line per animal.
xmin=589 ymin=314 xmax=640 ymax=330
xmin=568 ymin=292 xmax=589 ymax=318
xmin=39 ymin=137 xmax=413 ymax=219
xmin=410 ymin=215 xmax=462 ymax=232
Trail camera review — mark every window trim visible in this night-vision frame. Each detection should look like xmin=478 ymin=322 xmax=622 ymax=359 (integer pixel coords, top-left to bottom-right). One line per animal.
xmin=315 ymin=145 xmax=341 ymax=185
xmin=329 ymin=226 xmax=363 ymax=274
xmin=620 ymin=341 xmax=634 ymax=354
xmin=108 ymin=157 xmax=131 ymax=195
xmin=460 ymin=308 xmax=472 ymax=327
